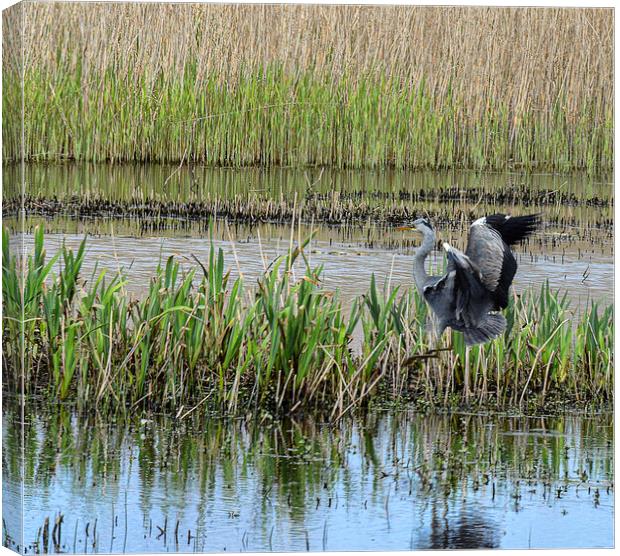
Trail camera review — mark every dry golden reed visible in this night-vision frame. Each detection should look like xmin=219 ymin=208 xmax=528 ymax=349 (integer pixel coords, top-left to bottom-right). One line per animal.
xmin=2 ymin=3 xmax=613 ymax=170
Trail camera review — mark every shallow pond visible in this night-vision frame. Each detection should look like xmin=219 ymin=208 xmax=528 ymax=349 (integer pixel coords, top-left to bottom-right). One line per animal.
xmin=17 ymin=225 xmax=612 ymax=314
xmin=2 ymin=405 xmax=614 ymax=552
xmin=4 ymin=163 xmax=615 ymax=310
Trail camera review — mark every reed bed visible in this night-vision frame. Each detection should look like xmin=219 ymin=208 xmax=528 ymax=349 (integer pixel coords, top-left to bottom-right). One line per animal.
xmin=3 ymin=227 xmax=613 ymax=415
xmin=2 ymin=4 xmax=613 ymax=171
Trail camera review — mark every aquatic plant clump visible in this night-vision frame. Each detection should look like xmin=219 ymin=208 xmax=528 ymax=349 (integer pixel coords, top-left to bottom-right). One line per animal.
xmin=9 ymin=183 xmax=613 ymax=228
xmin=2 ymin=228 xmax=613 ymax=415
xmin=2 ymin=5 xmax=613 ymax=172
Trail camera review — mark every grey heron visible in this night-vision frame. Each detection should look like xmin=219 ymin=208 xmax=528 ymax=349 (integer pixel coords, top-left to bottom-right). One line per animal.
xmin=397 ymin=214 xmax=540 ymax=346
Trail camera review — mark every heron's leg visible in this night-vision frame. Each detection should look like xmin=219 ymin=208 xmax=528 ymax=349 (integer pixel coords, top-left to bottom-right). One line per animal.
xmin=427 ymin=314 xmax=436 ymax=348
xmin=464 ymin=345 xmax=471 ymax=401
xmin=425 ymin=312 xmax=440 ymax=350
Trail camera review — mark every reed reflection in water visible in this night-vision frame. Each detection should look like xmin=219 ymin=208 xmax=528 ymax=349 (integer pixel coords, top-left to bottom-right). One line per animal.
xmin=10 ymin=163 xmax=613 ymax=312
xmin=3 ymin=404 xmax=613 ymax=552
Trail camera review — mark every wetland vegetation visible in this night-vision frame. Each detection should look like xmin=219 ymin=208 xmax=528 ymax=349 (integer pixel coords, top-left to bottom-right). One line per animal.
xmin=3 ymin=226 xmax=613 ymax=416
xmin=3 ymin=5 xmax=613 ymax=172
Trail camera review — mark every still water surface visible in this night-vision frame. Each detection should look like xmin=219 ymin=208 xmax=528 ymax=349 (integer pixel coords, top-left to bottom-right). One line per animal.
xmin=7 ymin=163 xmax=614 ymax=309
xmin=23 ymin=227 xmax=612 ymax=313
xmin=3 ymin=407 xmax=613 ymax=552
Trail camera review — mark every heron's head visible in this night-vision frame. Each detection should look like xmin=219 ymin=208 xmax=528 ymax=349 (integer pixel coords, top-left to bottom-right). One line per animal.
xmin=396 ymin=217 xmax=434 ymax=234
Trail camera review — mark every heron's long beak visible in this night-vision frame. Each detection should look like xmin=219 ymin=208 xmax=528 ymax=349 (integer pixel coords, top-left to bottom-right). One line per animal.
xmin=395 ymin=226 xmax=417 ymax=232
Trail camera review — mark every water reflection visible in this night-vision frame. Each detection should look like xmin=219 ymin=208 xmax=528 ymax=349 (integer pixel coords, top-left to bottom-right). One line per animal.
xmin=417 ymin=507 xmax=499 ymax=549
xmin=6 ymin=164 xmax=613 ymax=205
xmin=8 ymin=163 xmax=614 ymax=311
xmin=3 ymin=402 xmax=613 ymax=552
xmin=10 ymin=163 xmax=614 ymax=260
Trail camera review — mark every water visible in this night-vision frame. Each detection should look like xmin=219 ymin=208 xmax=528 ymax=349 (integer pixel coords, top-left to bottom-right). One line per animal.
xmin=2 ymin=405 xmax=613 ymax=552
xmin=18 ymin=229 xmax=612 ymax=314
xmin=5 ymin=164 xmax=613 ymax=206
xmin=4 ymin=163 xmax=614 ymax=310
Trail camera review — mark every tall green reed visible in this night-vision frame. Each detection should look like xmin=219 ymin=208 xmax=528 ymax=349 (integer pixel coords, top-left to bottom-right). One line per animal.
xmin=9 ymin=66 xmax=612 ymax=172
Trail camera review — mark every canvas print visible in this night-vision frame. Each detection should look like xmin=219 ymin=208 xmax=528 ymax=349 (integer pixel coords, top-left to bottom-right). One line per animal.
xmin=1 ymin=2 xmax=614 ymax=553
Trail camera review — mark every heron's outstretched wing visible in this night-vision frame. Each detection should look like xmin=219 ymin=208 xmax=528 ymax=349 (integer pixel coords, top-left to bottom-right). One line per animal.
xmin=465 ymin=222 xmax=515 ymax=309
xmin=481 ymin=214 xmax=540 ymax=246
xmin=466 ymin=214 xmax=539 ymax=309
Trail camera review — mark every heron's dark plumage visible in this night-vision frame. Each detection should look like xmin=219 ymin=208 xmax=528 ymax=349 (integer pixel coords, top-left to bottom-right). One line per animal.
xmin=492 ymin=247 xmax=517 ymax=309
xmin=443 ymin=247 xmax=486 ymax=326
xmin=420 ymin=218 xmax=433 ymax=230
xmin=483 ymin=213 xmax=540 ymax=246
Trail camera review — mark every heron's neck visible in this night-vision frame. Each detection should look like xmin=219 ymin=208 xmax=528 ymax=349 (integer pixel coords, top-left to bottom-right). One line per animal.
xmin=413 ymin=229 xmax=435 ymax=292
